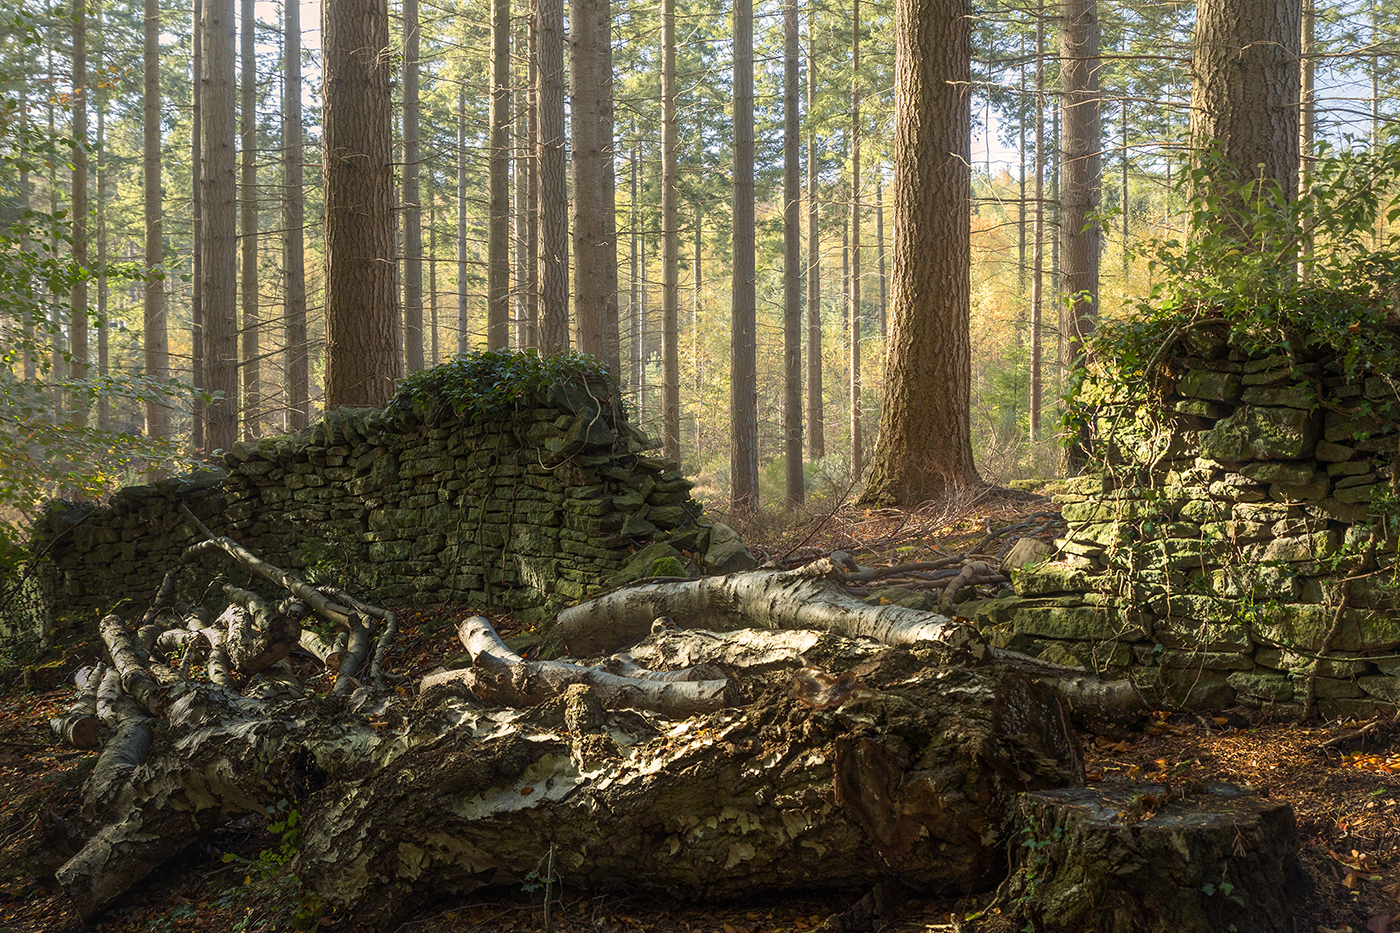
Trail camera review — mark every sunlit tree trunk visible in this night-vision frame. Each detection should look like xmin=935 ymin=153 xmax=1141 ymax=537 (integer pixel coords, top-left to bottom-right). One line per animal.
xmin=537 ymin=0 xmax=569 ymax=354
xmin=875 ymin=170 xmax=887 ymax=340
xmin=514 ymin=24 xmax=529 ymax=349
xmin=849 ymin=0 xmax=862 ymax=481
xmin=284 ymin=0 xmax=308 ymax=429
xmin=1060 ymin=0 xmax=1100 ymax=470
xmin=487 ymin=0 xmax=511 ymax=349
xmin=805 ymin=20 xmax=824 ymax=461
xmin=731 ymin=0 xmax=758 ymax=512
xmin=571 ymin=0 xmax=619 ymax=373
xmin=70 ymin=0 xmax=90 ymax=430
xmin=241 ymin=0 xmax=260 ymax=437
xmin=457 ymin=87 xmax=469 ymax=353
xmin=661 ymin=0 xmax=680 ymax=459
xmin=859 ymin=0 xmax=979 ymax=506
xmin=203 ymin=0 xmax=239 ymax=451
xmin=1189 ymin=0 xmax=1300 ymax=233
xmin=191 ymin=0 xmax=206 ymax=450
xmin=95 ymin=14 xmax=110 ymax=434
xmin=144 ymin=0 xmax=170 ymax=441
xmin=322 ymin=0 xmax=402 ymax=407
xmin=525 ymin=15 xmax=540 ymax=347
xmin=782 ymin=0 xmax=803 ymax=505
xmin=403 ymin=0 xmax=424 ymax=370
xmin=1028 ymin=0 xmax=1045 ymax=448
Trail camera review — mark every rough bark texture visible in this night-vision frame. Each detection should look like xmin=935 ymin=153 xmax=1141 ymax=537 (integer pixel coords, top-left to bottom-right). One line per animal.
xmin=783 ymin=0 xmax=803 ymax=505
xmin=283 ymin=0 xmax=308 ymax=429
xmin=240 ymin=0 xmax=260 ymax=437
xmin=661 ymin=0 xmax=681 ymax=459
xmin=69 ymin=0 xmax=89 ymax=427
xmin=487 ymin=0 xmax=511 ymax=350
xmin=404 ymin=0 xmax=425 ymax=369
xmin=554 ymin=560 xmax=980 ymax=657
xmin=805 ymin=18 xmax=824 ymax=461
xmin=298 ymin=649 xmax=1081 ymax=928
xmin=322 ymin=0 xmax=402 ymax=407
xmin=570 ymin=0 xmax=619 ymax=373
xmin=143 ymin=0 xmax=170 ymax=442
xmin=859 ymin=0 xmax=978 ymax=507
xmin=537 ymin=0 xmax=569 ymax=353
xmin=202 ymin=0 xmax=238 ymax=451
xmin=1189 ymin=0 xmax=1301 ymax=222
xmin=730 ymin=0 xmax=758 ymax=512
xmin=1059 ymin=0 xmax=1100 ymax=360
xmin=998 ymin=783 xmax=1302 ymax=933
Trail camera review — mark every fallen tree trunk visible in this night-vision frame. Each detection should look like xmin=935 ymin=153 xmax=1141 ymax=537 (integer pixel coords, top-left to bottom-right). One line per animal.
xmin=555 ymin=558 xmax=984 ymax=656
xmin=426 ymin=615 xmax=740 ymax=716
xmin=297 ymin=647 xmax=1082 ymax=927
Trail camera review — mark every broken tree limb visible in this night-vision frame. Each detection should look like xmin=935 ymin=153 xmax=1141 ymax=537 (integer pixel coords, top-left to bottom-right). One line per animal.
xmin=220 ymin=585 xmax=302 ymax=679
xmin=99 ymin=614 xmax=164 ymax=715
xmin=179 ymin=504 xmax=354 ymax=627
xmin=555 ymin=558 xmax=983 ymax=657
xmin=49 ymin=662 xmax=105 ymax=750
xmin=438 ymin=615 xmax=740 ymax=717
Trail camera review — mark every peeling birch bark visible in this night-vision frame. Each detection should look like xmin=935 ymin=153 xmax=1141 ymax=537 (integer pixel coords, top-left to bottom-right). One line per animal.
xmin=555 ymin=559 xmax=983 ymax=656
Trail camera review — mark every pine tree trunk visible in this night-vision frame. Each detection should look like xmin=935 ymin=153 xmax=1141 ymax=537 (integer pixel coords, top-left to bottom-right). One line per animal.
xmin=783 ymin=0 xmax=803 ymax=505
xmin=849 ymin=0 xmax=863 ymax=481
xmin=202 ymin=0 xmax=239 ymax=451
xmin=143 ymin=0 xmax=170 ymax=441
xmin=858 ymin=0 xmax=978 ymax=506
xmin=240 ymin=0 xmax=260 ymax=438
xmin=730 ymin=0 xmax=759 ymax=512
xmin=487 ymin=0 xmax=512 ymax=350
xmin=805 ymin=20 xmax=824 ymax=461
xmin=70 ymin=0 xmax=89 ymax=430
xmin=403 ymin=0 xmax=425 ymax=370
xmin=1028 ymin=0 xmax=1044 ymax=448
xmin=1059 ymin=0 xmax=1100 ymax=473
xmin=283 ymin=0 xmax=308 ymax=430
xmin=525 ymin=16 xmax=540 ymax=348
xmin=661 ymin=0 xmax=681 ymax=460
xmin=1189 ymin=0 xmax=1300 ymax=231
xmin=514 ymin=27 xmax=529 ymax=349
xmin=537 ymin=0 xmax=569 ymax=354
xmin=457 ymin=87 xmax=470 ymax=353
xmin=191 ymin=0 xmax=205 ymax=450
xmin=570 ymin=0 xmax=619 ymax=373
xmin=1059 ymin=0 xmax=1099 ymax=436
xmin=875 ymin=171 xmax=886 ymax=340
xmin=322 ymin=0 xmax=402 ymax=407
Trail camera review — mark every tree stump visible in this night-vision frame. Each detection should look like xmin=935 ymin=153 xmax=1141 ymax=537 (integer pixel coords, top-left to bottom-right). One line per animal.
xmin=998 ymin=782 xmax=1302 ymax=933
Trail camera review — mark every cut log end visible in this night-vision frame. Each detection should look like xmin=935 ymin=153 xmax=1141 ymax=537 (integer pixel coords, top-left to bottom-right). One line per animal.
xmin=998 ymin=782 xmax=1303 ymax=933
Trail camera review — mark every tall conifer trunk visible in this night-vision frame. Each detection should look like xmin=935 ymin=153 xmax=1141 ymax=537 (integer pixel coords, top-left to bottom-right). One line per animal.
xmin=322 ymin=0 xmax=402 ymax=407
xmin=144 ymin=0 xmax=170 ymax=441
xmin=241 ymin=0 xmax=260 ymax=437
xmin=731 ymin=0 xmax=758 ymax=511
xmin=782 ymin=0 xmax=803 ymax=504
xmin=284 ymin=0 xmax=308 ymax=429
xmin=202 ymin=0 xmax=239 ymax=450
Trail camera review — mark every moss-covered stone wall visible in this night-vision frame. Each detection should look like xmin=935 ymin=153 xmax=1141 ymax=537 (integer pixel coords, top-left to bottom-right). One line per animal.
xmin=973 ymin=328 xmax=1400 ymax=718
xmin=14 ymin=376 xmax=726 ymax=641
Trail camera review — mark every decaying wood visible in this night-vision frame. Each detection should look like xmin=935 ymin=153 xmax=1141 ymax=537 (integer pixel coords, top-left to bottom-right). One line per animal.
xmin=555 ymin=558 xmax=984 ymax=656
xmin=996 ymin=783 xmax=1301 ymax=933
xmin=424 ymin=616 xmax=740 ymax=717
xmin=49 ymin=662 xmax=104 ymax=750
xmin=50 ymin=531 xmax=1163 ymax=928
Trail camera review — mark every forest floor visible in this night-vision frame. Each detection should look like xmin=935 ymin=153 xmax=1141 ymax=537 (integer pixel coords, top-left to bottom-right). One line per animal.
xmin=2 ymin=488 xmax=1399 ymax=933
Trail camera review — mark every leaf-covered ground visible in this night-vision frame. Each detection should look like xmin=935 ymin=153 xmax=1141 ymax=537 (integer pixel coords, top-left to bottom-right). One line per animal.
xmin=1 ymin=493 xmax=1398 ymax=932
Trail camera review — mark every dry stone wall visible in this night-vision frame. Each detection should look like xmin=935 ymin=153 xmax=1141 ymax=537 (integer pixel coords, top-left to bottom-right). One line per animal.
xmin=17 ymin=375 xmax=731 ymax=642
xmin=971 ymin=328 xmax=1400 ymax=718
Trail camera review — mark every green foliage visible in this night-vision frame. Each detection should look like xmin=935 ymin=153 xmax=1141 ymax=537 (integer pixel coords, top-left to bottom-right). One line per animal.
xmin=208 ymin=801 xmax=328 ymax=933
xmin=391 ymin=348 xmax=614 ymax=422
xmin=0 ymin=94 xmax=198 ymax=574
xmin=1072 ymin=142 xmax=1400 ymax=416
